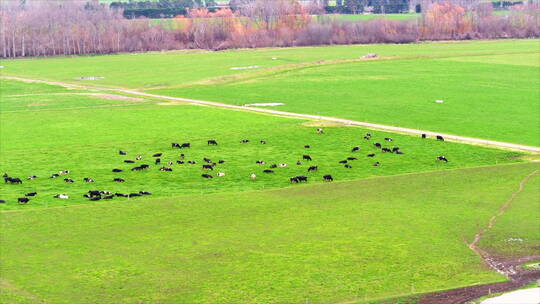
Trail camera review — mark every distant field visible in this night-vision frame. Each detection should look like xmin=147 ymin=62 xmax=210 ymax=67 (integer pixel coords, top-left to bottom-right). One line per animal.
xmin=1 ymin=162 xmax=538 ymax=303
xmin=0 ymin=79 xmax=521 ymax=209
xmin=3 ymin=40 xmax=538 ymax=146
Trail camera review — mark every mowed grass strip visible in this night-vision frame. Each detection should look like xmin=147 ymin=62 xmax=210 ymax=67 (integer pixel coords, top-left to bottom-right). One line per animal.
xmin=1 ymin=163 xmax=538 ymax=304
xmin=0 ymin=80 xmax=522 ymax=209
xmin=157 ymin=54 xmax=540 ymax=147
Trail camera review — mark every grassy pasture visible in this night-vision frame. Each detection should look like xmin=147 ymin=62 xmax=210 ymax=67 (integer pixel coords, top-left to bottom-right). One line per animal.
xmin=1 ymin=162 xmax=538 ymax=303
xmin=0 ymin=79 xmax=521 ymax=210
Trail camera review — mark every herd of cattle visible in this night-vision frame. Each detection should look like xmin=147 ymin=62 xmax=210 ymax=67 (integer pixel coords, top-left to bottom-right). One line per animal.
xmin=1 ymin=129 xmax=448 ymax=205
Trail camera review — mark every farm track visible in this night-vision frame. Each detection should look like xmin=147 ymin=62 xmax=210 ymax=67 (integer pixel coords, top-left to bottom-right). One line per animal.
xmin=3 ymin=76 xmax=539 ymax=153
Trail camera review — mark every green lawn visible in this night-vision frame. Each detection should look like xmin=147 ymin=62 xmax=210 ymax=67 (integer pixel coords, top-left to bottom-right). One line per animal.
xmin=1 ymin=162 xmax=538 ymax=303
xmin=0 ymin=79 xmax=522 ymax=210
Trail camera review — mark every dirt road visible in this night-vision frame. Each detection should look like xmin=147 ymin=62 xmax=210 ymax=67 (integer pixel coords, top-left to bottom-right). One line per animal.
xmin=3 ymin=76 xmax=540 ymax=153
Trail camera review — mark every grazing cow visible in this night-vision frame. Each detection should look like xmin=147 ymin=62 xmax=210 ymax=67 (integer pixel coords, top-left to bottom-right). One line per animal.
xmin=384 ymin=137 xmax=393 ymax=142
xmin=374 ymin=143 xmax=382 ymax=148
xmin=113 ymin=178 xmax=125 ymax=182
xmin=115 ymin=193 xmax=128 ymax=197
xmin=124 ymin=160 xmax=135 ymax=163
xmin=316 ymin=128 xmax=324 ymax=134
xmin=303 ymin=155 xmax=312 ymax=161
xmin=339 ymin=160 xmax=348 ymax=164
xmin=296 ymin=161 xmax=302 ymax=165
xmin=373 ymin=162 xmax=380 ymax=167
xmin=119 ymin=150 xmax=127 ymax=155
xmin=347 ymin=157 xmax=358 ymax=161
xmin=27 ymin=175 xmax=37 ymax=180
xmin=202 ymin=165 xmax=213 ymax=170
xmin=278 ymin=163 xmax=287 ymax=168
xmin=5 ymin=177 xmax=22 ymax=184
xmin=140 ymin=164 xmax=149 ymax=169
xmin=203 ymin=157 xmax=212 ymax=163
xmin=381 ymin=148 xmax=391 ymax=153
xmin=366 ymin=133 xmax=372 ymax=137
xmin=172 ymin=143 xmax=181 ymax=149
xmin=208 ymin=140 xmax=218 ymax=146
xmin=167 ymin=161 xmax=173 ymax=166
xmin=217 ymin=172 xmax=225 ymax=177
xmin=436 ymin=135 xmax=444 ymax=141
xmin=64 ymin=178 xmax=75 ymax=183
xmin=188 ymin=161 xmax=197 ymax=165
xmin=308 ymin=166 xmax=318 ymax=172
xmin=290 ymin=177 xmax=299 ymax=183
xmin=269 ymin=164 xmax=277 ymax=169
xmin=132 ymin=166 xmax=143 ymax=171
xmin=364 ymin=136 xmax=371 ymax=140
xmin=18 ymin=197 xmax=29 ymax=204
xmin=240 ymin=139 xmax=250 ymax=143
xmin=140 ymin=191 xmax=152 ymax=195
xmin=0 ymin=200 xmax=5 ymax=203
xmin=367 ymin=153 xmax=375 ymax=157
xmin=50 ymin=173 xmax=60 ymax=178
xmin=103 ymin=195 xmax=114 ymax=200
xmin=100 ymin=191 xmax=112 ymax=195
xmin=250 ymin=173 xmax=257 ymax=180
xmin=112 ymin=169 xmax=123 ymax=173
xmin=83 ymin=177 xmax=95 ymax=182
xmin=153 ymin=153 xmax=163 ymax=157
xmin=160 ymin=167 xmax=173 ymax=172
xmin=263 ymin=169 xmax=274 ymax=174
xmin=260 ymin=140 xmax=267 ymax=145
xmin=296 ymin=176 xmax=308 ymax=182
xmin=304 ymin=145 xmax=311 ymax=149
xmin=421 ymin=134 xmax=427 ymax=139
xmin=54 ymin=194 xmax=69 ymax=199
xmin=344 ymin=164 xmax=352 ymax=169
xmin=323 ymin=175 xmax=333 ymax=182
xmin=88 ymin=190 xmax=101 ymax=197
xmin=136 ymin=155 xmax=142 ymax=160
xmin=176 ymin=161 xmax=185 ymax=165
xmin=181 ymin=143 xmax=191 ymax=149
xmin=25 ymin=192 xmax=37 ymax=197
xmin=437 ymin=156 xmax=449 ymax=162
xmin=180 ymin=154 xmax=185 ymax=159
xmin=218 ymin=160 xmax=225 ymax=164
xmin=396 ymin=151 xmax=404 ymax=155
xmin=129 ymin=193 xmax=142 ymax=198
xmin=256 ymin=160 xmax=266 ymax=165
xmin=59 ymin=170 xmax=69 ymax=175
xmin=155 ymin=158 xmax=161 ymax=165
xmin=352 ymin=146 xmax=360 ymax=152
xmin=90 ymin=197 xmax=102 ymax=201
xmin=392 ymin=147 xmax=400 ymax=153
xmin=202 ymin=174 xmax=213 ymax=179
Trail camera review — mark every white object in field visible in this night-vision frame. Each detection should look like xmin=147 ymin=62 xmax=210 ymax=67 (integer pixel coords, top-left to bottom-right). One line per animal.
xmin=244 ymin=103 xmax=284 ymax=107
xmin=250 ymin=173 xmax=257 ymax=180
xmin=217 ymin=172 xmax=225 ymax=177
xmin=435 ymin=99 xmax=444 ymax=103
xmin=481 ymin=287 xmax=540 ymax=304
xmin=0 ymin=65 xmax=4 ymax=68
xmin=230 ymin=65 xmax=259 ymax=70
xmin=54 ymin=194 xmax=69 ymax=199
xmin=362 ymin=53 xmax=378 ymax=59
xmin=77 ymin=76 xmax=104 ymax=80
xmin=271 ymin=57 xmax=278 ymax=60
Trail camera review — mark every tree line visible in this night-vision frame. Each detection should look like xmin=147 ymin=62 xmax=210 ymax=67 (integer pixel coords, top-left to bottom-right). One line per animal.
xmin=1 ymin=0 xmax=538 ymax=58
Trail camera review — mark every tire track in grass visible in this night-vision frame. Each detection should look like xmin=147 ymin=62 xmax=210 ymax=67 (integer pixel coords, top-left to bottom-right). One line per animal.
xmin=0 ymin=278 xmax=47 ymax=304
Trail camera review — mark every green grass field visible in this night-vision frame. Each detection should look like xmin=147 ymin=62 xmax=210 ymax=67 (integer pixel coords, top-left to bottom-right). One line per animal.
xmin=1 ymin=162 xmax=538 ymax=303
xmin=0 ymin=79 xmax=522 ymax=210
xmin=2 ymin=39 xmax=539 ymax=146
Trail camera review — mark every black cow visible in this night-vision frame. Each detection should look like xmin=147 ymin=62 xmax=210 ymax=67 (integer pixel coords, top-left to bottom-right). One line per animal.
xmin=303 ymin=155 xmax=312 ymax=161
xmin=113 ymin=178 xmax=125 ymax=182
xmin=304 ymin=145 xmax=311 ymax=149
xmin=25 ymin=192 xmax=37 ymax=197
xmin=203 ymin=157 xmax=212 ymax=163
xmin=344 ymin=164 xmax=352 ymax=168
xmin=18 ymin=197 xmax=29 ymax=204
xmin=260 ymin=140 xmax=267 ymax=145
xmin=437 ymin=156 xmax=449 ymax=162
xmin=129 ymin=193 xmax=142 ymax=198
xmin=436 ymin=135 xmax=444 ymax=141
xmin=153 ymin=153 xmax=163 ymax=157
xmin=373 ymin=162 xmax=380 ymax=167
xmin=256 ymin=160 xmax=266 ymax=165
xmin=202 ymin=165 xmax=213 ymax=170
xmin=155 ymin=158 xmax=161 ymax=165
xmin=5 ymin=177 xmax=22 ymax=184
xmin=392 ymin=147 xmax=400 ymax=153
xmin=347 ymin=157 xmax=358 ymax=161
xmin=208 ymin=140 xmax=218 ymax=146
xmin=218 ymin=160 xmax=225 ymax=164
xmin=140 ymin=191 xmax=152 ymax=195
xmin=381 ymin=148 xmax=391 ymax=153
xmin=83 ymin=177 xmax=95 ymax=182
xmin=132 ymin=166 xmax=144 ymax=171
xmin=188 ymin=161 xmax=197 ymax=165
xmin=181 ymin=143 xmax=191 ymax=148
xmin=374 ymin=143 xmax=382 ymax=148
xmin=176 ymin=161 xmax=185 ymax=165
xmin=296 ymin=176 xmax=308 ymax=182
xmin=119 ymin=150 xmax=127 ymax=155
xmin=90 ymin=197 xmax=102 ymax=201
xmin=112 ymin=169 xmax=123 ymax=173
xmin=269 ymin=164 xmax=277 ymax=169
xmin=263 ymin=169 xmax=274 ymax=174
xmin=384 ymin=137 xmax=393 ymax=142
xmin=202 ymin=174 xmax=213 ymax=179
xmin=88 ymin=190 xmax=101 ymax=197
xmin=172 ymin=143 xmax=181 ymax=149
xmin=240 ymin=139 xmax=250 ymax=143
xmin=339 ymin=160 xmax=348 ymax=164
xmin=140 ymin=164 xmax=149 ymax=169
xmin=103 ymin=195 xmax=114 ymax=200
xmin=27 ymin=175 xmax=37 ymax=180
xmin=396 ymin=151 xmax=404 ymax=155
xmin=124 ymin=160 xmax=135 ymax=163
xmin=308 ymin=166 xmax=318 ymax=172
xmin=421 ymin=133 xmax=427 ymax=139
xmin=0 ymin=200 xmax=5 ymax=203
xmin=296 ymin=161 xmax=302 ymax=165
xmin=352 ymin=146 xmax=360 ymax=152
xmin=323 ymin=175 xmax=333 ymax=182
xmin=364 ymin=136 xmax=371 ymax=140
xmin=50 ymin=173 xmax=60 ymax=178
xmin=180 ymin=154 xmax=185 ymax=159
xmin=160 ymin=167 xmax=173 ymax=171
xmin=290 ymin=177 xmax=299 ymax=183
xmin=115 ymin=193 xmax=128 ymax=197
xmin=367 ymin=153 xmax=375 ymax=157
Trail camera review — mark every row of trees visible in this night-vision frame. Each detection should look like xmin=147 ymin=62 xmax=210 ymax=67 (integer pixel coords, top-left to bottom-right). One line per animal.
xmin=1 ymin=0 xmax=539 ymax=58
